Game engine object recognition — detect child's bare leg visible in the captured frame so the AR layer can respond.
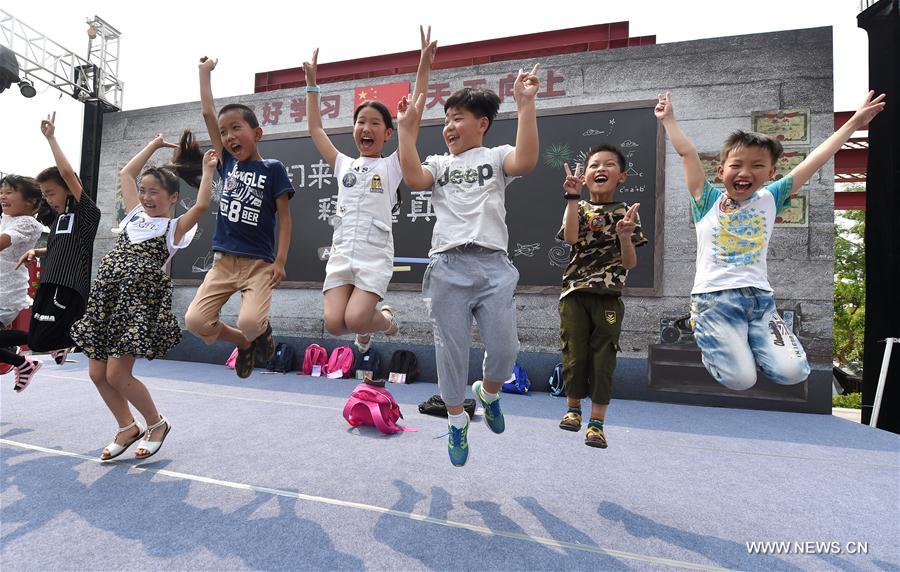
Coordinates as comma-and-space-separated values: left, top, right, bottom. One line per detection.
89, 358, 141, 452
106, 355, 165, 449
590, 402, 609, 420
344, 289, 391, 334
324, 285, 353, 335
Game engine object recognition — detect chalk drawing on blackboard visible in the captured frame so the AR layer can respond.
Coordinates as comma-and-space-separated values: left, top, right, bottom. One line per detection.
621, 139, 639, 148
582, 129, 604, 136
407, 191, 435, 222
180, 197, 195, 210
192, 251, 214, 274
514, 242, 542, 257
317, 246, 332, 261
543, 143, 575, 169
548, 241, 572, 267
625, 162, 643, 177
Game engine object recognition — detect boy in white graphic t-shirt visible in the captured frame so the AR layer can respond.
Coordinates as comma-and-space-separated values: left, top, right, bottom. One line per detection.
397, 64, 540, 467
655, 91, 885, 390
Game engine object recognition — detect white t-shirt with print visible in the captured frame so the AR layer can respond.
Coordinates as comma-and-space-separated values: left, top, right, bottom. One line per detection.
0, 214, 46, 321
422, 145, 517, 256
119, 205, 197, 266
690, 176, 795, 294
334, 151, 401, 228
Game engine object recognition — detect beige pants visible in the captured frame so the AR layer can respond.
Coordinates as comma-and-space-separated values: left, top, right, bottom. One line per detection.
185, 253, 273, 345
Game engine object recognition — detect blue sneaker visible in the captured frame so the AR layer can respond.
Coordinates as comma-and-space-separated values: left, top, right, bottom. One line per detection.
447, 416, 470, 467
472, 380, 505, 434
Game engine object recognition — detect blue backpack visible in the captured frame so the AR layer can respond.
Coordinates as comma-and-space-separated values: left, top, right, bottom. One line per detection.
549, 363, 566, 397
502, 362, 531, 395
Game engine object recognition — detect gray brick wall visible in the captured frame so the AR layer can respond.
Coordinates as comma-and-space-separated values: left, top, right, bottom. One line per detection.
96, 27, 834, 366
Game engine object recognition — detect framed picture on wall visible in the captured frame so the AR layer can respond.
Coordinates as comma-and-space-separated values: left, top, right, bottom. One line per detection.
751, 108, 811, 146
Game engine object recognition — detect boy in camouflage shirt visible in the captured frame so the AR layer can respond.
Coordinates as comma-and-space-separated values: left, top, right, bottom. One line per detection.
557, 144, 646, 448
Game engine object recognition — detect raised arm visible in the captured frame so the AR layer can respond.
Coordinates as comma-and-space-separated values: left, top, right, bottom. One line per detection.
120, 134, 180, 213
40, 112, 84, 202
655, 93, 705, 200
199, 57, 224, 157
503, 64, 540, 177
396, 93, 435, 191
174, 149, 217, 245
303, 49, 339, 169
562, 163, 583, 244
615, 203, 641, 270
409, 25, 438, 139
787, 91, 886, 195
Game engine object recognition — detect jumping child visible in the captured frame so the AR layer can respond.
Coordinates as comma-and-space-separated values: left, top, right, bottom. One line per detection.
70, 133, 212, 460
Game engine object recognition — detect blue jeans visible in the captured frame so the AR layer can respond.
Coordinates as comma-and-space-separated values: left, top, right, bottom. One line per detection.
690, 287, 810, 390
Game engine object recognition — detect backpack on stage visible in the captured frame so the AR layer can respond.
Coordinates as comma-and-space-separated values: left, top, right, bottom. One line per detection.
300, 344, 329, 376
549, 362, 566, 397
418, 394, 477, 419
266, 343, 296, 373
502, 362, 531, 395
324, 345, 356, 379
343, 383, 414, 434
356, 350, 382, 381
388, 350, 420, 383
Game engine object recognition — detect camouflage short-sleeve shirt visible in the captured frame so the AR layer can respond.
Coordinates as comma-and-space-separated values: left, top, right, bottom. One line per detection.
558, 201, 647, 299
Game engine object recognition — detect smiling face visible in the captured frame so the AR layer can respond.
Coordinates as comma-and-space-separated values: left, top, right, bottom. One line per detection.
0, 182, 36, 217
353, 106, 393, 158
218, 109, 263, 162
138, 173, 178, 217
443, 106, 488, 155
583, 150, 626, 200
717, 145, 777, 202
39, 180, 70, 214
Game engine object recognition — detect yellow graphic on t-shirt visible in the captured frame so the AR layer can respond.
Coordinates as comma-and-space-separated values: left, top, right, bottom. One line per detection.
712, 209, 766, 266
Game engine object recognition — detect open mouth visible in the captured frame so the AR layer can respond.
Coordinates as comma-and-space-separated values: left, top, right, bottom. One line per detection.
359, 136, 375, 151
594, 174, 609, 184
230, 143, 243, 157
733, 180, 753, 192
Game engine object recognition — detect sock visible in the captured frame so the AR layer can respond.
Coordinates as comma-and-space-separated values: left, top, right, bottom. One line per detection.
480, 387, 499, 403
588, 418, 605, 430
448, 411, 469, 429
567, 406, 582, 416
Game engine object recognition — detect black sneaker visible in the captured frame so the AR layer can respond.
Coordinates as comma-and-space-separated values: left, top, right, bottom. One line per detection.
235, 342, 256, 379
254, 323, 275, 365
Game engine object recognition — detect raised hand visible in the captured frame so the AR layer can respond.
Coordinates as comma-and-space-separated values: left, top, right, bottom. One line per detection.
198, 56, 218, 73
563, 163, 584, 195
397, 93, 425, 130
514, 63, 541, 103
151, 133, 180, 149
851, 90, 886, 127
15, 249, 37, 270
654, 92, 673, 121
420, 25, 437, 67
616, 203, 641, 238
202, 149, 219, 172
40, 112, 56, 139
303, 48, 318, 86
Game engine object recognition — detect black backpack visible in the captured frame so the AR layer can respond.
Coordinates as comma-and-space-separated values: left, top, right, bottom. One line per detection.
418, 394, 476, 419
356, 350, 382, 380
388, 350, 420, 382
549, 362, 566, 397
266, 343, 296, 373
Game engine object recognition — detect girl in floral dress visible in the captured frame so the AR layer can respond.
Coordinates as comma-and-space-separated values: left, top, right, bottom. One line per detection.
70, 133, 214, 461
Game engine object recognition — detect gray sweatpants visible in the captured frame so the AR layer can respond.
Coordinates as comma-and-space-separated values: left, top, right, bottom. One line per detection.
422, 246, 520, 407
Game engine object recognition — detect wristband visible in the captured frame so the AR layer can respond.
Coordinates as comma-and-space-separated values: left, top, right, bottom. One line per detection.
565, 194, 581, 201
305, 85, 320, 93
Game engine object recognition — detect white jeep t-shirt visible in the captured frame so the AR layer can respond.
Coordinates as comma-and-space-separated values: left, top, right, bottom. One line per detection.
422, 145, 517, 256
690, 176, 795, 294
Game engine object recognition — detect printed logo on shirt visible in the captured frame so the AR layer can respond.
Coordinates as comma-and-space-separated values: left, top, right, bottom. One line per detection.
219, 164, 265, 227
342, 172, 358, 188
54, 213, 75, 235
605, 310, 617, 324
712, 208, 766, 267
435, 163, 494, 189
370, 174, 384, 193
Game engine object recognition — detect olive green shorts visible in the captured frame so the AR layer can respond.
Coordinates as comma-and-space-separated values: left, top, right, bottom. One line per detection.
559, 291, 623, 404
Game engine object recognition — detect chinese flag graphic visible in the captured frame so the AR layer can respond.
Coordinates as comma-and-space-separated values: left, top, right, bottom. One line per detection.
354, 82, 410, 117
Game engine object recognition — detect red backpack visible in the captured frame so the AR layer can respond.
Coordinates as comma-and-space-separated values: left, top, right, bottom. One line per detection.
299, 344, 329, 376
342, 383, 415, 434
323, 345, 356, 378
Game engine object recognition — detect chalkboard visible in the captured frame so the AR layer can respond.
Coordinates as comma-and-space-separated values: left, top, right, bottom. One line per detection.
171, 101, 664, 295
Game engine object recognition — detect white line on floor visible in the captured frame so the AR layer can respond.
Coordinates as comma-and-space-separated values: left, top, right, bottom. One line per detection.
0, 438, 725, 571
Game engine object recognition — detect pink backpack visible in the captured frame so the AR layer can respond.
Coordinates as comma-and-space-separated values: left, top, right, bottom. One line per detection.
323, 345, 355, 378
300, 344, 329, 376
342, 383, 415, 434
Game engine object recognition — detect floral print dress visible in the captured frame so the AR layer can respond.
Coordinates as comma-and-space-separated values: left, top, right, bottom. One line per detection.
71, 217, 184, 361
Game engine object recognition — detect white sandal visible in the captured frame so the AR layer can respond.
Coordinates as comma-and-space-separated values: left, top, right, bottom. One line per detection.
381, 306, 400, 336
100, 420, 144, 461
134, 416, 172, 460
